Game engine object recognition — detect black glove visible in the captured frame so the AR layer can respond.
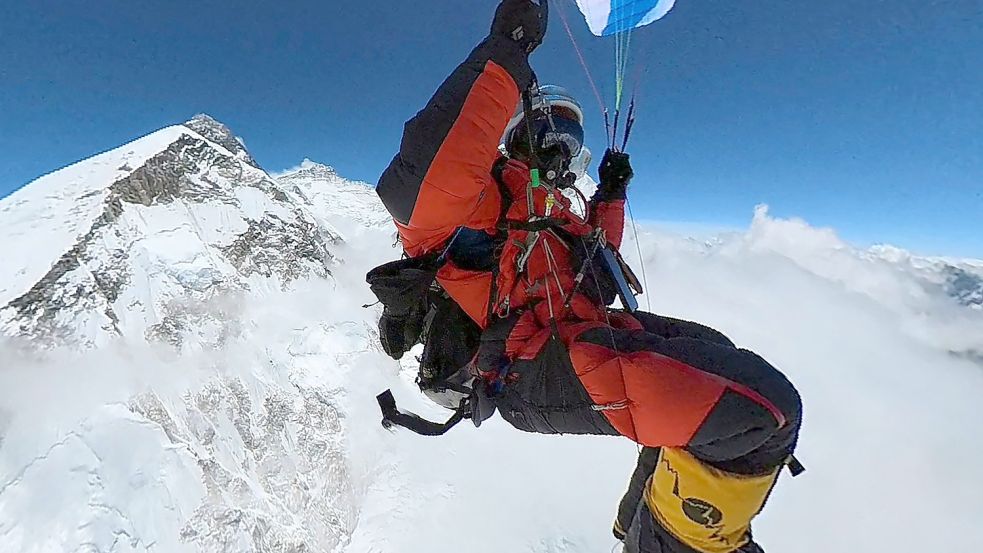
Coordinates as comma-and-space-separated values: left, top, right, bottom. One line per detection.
491, 0, 548, 53
596, 149, 633, 201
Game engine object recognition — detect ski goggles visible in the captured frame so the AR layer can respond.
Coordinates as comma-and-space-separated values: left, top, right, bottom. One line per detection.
527, 111, 584, 158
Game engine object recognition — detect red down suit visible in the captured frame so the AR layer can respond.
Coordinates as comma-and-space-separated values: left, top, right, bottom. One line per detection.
376, 32, 801, 553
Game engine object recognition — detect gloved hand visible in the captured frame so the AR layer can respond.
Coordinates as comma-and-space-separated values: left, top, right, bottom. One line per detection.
491, 0, 547, 53
596, 149, 633, 200
378, 305, 425, 360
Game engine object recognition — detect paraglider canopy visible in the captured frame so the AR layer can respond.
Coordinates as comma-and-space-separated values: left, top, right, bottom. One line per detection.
575, 0, 676, 36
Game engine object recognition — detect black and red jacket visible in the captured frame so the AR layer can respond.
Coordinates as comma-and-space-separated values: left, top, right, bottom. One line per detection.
377, 30, 800, 478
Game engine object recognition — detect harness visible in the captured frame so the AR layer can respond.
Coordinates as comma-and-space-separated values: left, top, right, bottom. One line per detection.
371, 83, 641, 437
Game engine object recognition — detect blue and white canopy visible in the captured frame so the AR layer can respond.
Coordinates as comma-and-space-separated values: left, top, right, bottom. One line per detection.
574, 0, 677, 36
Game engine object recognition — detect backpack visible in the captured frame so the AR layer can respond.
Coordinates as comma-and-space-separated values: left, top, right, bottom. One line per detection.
366, 254, 441, 360
366, 254, 482, 393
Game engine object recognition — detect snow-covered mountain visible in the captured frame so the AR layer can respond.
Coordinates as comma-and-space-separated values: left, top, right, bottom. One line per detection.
2, 117, 982, 553
0, 116, 391, 552
867, 244, 983, 309
0, 115, 341, 349
274, 159, 393, 240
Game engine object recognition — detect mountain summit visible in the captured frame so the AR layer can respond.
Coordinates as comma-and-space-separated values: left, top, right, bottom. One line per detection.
0, 118, 341, 348
184, 114, 258, 168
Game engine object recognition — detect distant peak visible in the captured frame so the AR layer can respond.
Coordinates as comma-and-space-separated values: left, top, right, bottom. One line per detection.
275, 159, 337, 180
183, 113, 257, 167
187, 112, 221, 126
185, 113, 230, 136
299, 159, 335, 173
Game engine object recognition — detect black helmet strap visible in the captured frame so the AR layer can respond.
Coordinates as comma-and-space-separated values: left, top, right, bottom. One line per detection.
521, 83, 543, 176
518, 79, 579, 189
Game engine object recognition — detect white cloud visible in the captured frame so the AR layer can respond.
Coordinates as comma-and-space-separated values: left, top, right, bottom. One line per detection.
619, 205, 983, 552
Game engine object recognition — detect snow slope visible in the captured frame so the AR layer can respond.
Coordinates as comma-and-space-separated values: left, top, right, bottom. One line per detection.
274, 159, 393, 241
2, 119, 982, 553
0, 125, 190, 307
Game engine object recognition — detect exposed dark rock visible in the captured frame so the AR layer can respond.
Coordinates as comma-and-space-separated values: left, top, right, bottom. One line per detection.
942, 265, 983, 308
111, 135, 198, 206
185, 114, 259, 168
222, 213, 336, 280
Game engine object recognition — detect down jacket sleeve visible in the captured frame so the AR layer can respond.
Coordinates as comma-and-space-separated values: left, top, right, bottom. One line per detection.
377, 35, 533, 257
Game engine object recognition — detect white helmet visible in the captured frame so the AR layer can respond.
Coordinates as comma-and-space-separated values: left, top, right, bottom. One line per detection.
502, 84, 586, 157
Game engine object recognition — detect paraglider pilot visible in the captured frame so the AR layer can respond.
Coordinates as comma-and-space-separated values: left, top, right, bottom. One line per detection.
368, 1, 803, 552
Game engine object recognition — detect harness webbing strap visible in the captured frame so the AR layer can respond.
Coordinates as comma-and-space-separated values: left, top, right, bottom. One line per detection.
377, 389, 470, 436
502, 217, 567, 232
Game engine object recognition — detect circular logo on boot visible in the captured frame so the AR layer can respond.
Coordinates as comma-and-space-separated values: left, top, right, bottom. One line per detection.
682, 498, 723, 528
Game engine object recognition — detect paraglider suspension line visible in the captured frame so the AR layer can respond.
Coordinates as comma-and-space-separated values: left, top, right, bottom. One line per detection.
625, 197, 651, 312
611, 107, 621, 151
621, 94, 637, 151
613, 4, 635, 112
555, 0, 608, 126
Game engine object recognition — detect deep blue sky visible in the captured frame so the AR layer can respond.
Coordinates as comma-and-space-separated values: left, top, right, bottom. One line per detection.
1, 1, 981, 256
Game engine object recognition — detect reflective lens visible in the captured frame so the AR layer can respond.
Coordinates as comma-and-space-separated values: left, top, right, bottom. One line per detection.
532, 116, 584, 157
